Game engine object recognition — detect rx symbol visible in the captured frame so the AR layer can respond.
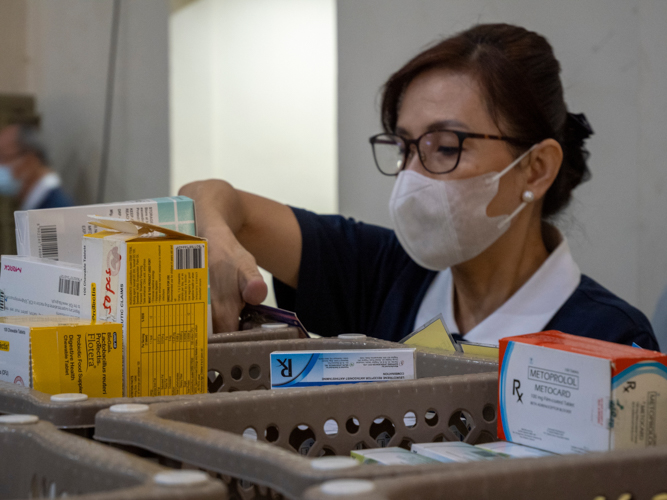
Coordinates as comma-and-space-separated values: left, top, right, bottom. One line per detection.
277, 358, 292, 378
624, 381, 636, 393
512, 379, 523, 403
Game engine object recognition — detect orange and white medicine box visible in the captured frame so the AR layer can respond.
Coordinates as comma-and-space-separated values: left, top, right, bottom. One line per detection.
499, 331, 667, 454
82, 217, 208, 397
0, 315, 123, 397
0, 255, 82, 318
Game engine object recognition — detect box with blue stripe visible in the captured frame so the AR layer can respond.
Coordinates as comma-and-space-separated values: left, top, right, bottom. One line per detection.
270, 349, 416, 389
498, 331, 667, 454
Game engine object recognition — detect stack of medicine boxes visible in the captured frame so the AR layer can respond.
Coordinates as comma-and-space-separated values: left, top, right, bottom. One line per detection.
0, 197, 208, 397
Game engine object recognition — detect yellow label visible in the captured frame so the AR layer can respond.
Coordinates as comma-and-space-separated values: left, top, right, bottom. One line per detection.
91, 282, 97, 321
460, 343, 499, 360
404, 317, 458, 352
31, 322, 124, 397
124, 238, 208, 396
0, 340, 8, 352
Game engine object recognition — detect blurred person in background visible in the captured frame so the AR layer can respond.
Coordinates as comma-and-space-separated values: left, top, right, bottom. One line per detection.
0, 119, 73, 211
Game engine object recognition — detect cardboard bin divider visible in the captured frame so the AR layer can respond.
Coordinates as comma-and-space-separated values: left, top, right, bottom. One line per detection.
0, 417, 226, 500
0, 337, 496, 431
0, 381, 202, 431
94, 372, 498, 500
303, 445, 667, 500
205, 337, 498, 393
208, 326, 302, 344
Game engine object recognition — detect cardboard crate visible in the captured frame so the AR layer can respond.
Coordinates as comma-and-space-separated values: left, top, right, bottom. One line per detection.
0, 414, 226, 499
208, 324, 303, 344
205, 336, 497, 393
93, 371, 498, 500
302, 446, 667, 500
0, 380, 203, 436
0, 336, 496, 433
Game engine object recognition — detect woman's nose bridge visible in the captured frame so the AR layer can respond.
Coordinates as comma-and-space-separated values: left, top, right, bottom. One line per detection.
404, 140, 423, 172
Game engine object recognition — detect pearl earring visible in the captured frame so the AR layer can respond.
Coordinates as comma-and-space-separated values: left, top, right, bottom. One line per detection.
522, 190, 535, 203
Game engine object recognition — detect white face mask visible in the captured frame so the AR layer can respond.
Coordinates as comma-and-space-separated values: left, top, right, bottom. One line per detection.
0, 165, 21, 197
389, 145, 536, 270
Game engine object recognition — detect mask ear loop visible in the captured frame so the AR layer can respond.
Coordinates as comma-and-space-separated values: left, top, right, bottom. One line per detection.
498, 199, 528, 229
488, 144, 538, 230
487, 144, 538, 184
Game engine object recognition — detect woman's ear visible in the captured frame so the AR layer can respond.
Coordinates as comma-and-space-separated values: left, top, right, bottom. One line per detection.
524, 138, 563, 201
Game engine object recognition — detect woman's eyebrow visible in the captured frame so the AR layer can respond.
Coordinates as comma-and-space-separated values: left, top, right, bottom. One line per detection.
395, 119, 470, 137
425, 119, 469, 132
394, 126, 410, 137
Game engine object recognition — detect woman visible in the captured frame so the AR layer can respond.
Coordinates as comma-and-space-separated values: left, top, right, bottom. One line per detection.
180, 23, 658, 349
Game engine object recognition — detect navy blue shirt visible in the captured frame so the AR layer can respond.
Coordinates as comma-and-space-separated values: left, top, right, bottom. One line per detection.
38, 186, 73, 209
274, 208, 659, 351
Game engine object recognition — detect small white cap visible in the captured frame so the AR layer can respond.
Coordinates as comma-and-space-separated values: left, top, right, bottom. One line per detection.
153, 470, 209, 486
109, 403, 150, 414
51, 393, 88, 403
310, 456, 359, 471
0, 414, 39, 425
261, 323, 288, 330
320, 479, 375, 495
337, 333, 366, 339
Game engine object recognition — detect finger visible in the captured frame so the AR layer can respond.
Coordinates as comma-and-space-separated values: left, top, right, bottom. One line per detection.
209, 267, 245, 333
242, 277, 268, 305
212, 297, 244, 333
238, 264, 268, 305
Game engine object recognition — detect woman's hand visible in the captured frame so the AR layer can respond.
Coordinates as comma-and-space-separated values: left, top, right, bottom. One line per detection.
179, 179, 301, 333
204, 223, 267, 332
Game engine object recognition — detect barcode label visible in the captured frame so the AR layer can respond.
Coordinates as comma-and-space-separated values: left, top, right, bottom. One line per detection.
174, 244, 205, 270
38, 224, 59, 260
0, 290, 5, 311
58, 276, 81, 296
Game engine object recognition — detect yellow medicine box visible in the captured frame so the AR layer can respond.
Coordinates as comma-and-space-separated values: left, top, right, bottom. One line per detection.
0, 315, 123, 397
82, 217, 208, 397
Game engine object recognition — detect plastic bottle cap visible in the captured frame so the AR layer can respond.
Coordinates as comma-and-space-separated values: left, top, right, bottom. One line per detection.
310, 456, 359, 471
0, 414, 39, 425
337, 333, 366, 339
153, 470, 209, 486
320, 479, 375, 495
261, 323, 288, 330
109, 404, 150, 414
50, 393, 89, 403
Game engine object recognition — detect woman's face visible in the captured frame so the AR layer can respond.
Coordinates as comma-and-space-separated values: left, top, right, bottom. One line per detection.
396, 68, 527, 217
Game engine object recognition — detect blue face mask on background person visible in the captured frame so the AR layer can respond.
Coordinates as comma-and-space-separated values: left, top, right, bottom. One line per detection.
0, 164, 21, 196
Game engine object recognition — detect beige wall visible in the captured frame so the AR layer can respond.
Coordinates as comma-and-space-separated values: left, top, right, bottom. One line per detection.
169, 0, 337, 213
170, 0, 337, 306
18, 0, 171, 205
0, 0, 28, 93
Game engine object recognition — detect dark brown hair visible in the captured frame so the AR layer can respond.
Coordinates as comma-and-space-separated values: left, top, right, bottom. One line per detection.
381, 23, 591, 218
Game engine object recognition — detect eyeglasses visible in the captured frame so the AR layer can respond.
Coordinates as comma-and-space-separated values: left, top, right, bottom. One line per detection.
369, 129, 529, 176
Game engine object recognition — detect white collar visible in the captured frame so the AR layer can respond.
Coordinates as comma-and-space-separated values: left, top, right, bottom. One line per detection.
414, 234, 581, 346
20, 172, 61, 210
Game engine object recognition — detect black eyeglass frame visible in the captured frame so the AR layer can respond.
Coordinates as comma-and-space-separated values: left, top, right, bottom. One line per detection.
369, 129, 531, 176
